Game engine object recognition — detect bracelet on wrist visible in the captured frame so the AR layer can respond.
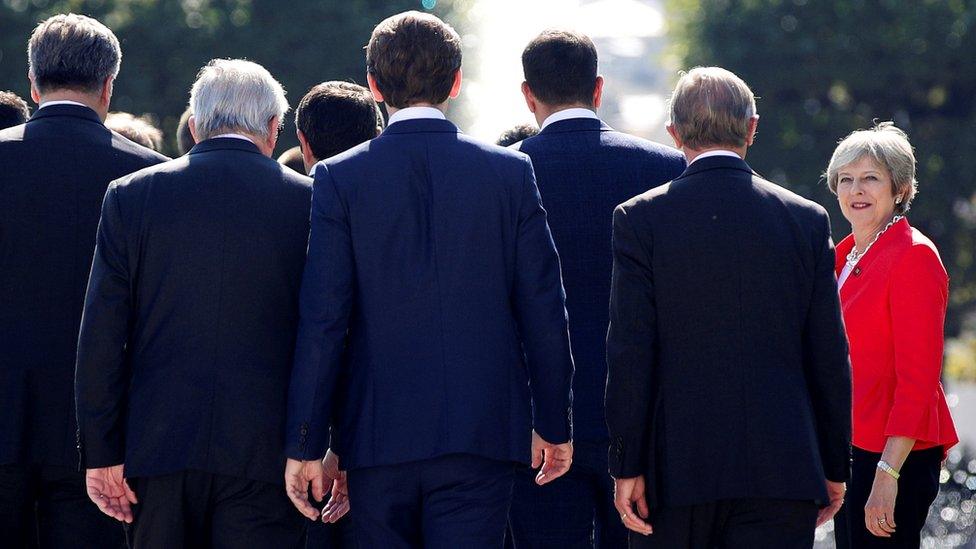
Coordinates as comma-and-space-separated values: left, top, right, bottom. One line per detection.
877, 459, 900, 480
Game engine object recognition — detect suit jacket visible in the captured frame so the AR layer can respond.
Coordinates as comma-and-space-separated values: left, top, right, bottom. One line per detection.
285, 118, 574, 470
516, 117, 685, 444
0, 104, 167, 468
75, 137, 312, 485
834, 219, 957, 456
605, 155, 852, 509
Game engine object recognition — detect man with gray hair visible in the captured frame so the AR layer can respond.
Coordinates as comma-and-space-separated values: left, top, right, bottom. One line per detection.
605, 66, 851, 548
75, 59, 322, 547
0, 14, 166, 548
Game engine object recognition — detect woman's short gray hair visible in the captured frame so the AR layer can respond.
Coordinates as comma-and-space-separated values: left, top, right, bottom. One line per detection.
826, 121, 917, 214
189, 59, 289, 141
28, 14, 121, 93
668, 66, 757, 150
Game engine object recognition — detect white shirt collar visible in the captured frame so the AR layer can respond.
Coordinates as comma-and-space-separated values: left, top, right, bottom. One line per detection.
211, 133, 255, 144
540, 108, 599, 130
688, 149, 741, 165
387, 106, 446, 126
38, 100, 89, 109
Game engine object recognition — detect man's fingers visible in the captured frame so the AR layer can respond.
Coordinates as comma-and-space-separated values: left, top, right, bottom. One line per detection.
635, 494, 650, 519
285, 477, 320, 521
622, 511, 653, 535
531, 446, 543, 469
123, 478, 138, 504
311, 474, 326, 503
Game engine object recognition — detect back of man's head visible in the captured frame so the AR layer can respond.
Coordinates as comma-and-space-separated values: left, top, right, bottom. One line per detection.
106, 112, 163, 151
296, 81, 383, 162
176, 107, 195, 154
277, 146, 306, 174
28, 13, 121, 94
189, 59, 288, 142
522, 29, 598, 107
0, 91, 30, 129
366, 11, 462, 109
668, 67, 757, 150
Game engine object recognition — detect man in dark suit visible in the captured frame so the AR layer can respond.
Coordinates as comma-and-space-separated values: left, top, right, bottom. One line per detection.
75, 59, 315, 548
0, 14, 167, 548
284, 11, 575, 548
605, 67, 851, 548
508, 30, 685, 549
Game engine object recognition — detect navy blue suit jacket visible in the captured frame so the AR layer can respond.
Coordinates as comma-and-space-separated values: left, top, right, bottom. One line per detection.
605, 155, 851, 508
286, 118, 574, 470
0, 105, 167, 468
75, 138, 312, 484
516, 118, 685, 444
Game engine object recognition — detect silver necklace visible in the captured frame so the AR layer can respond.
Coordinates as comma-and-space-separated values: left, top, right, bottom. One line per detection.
846, 215, 903, 266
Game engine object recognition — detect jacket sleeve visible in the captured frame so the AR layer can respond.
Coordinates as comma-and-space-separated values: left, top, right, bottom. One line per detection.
75, 181, 133, 468
512, 158, 575, 444
605, 205, 656, 479
285, 166, 355, 460
884, 244, 949, 443
802, 210, 852, 482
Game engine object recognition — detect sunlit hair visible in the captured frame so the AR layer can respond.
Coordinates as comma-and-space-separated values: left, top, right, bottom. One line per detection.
189, 59, 288, 141
28, 13, 121, 94
826, 121, 917, 215
106, 112, 163, 151
668, 66, 756, 149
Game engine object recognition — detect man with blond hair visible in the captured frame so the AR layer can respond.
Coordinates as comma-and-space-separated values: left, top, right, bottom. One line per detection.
0, 14, 166, 548
605, 67, 851, 548
76, 59, 317, 547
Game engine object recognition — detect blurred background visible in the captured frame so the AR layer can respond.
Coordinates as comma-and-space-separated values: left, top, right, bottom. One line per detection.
1, 0, 974, 546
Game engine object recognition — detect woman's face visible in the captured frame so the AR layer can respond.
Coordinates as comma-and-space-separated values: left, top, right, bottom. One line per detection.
836, 155, 899, 232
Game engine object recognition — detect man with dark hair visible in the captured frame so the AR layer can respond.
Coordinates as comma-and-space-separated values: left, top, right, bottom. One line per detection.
176, 106, 194, 154
0, 90, 30, 129
284, 11, 575, 547
509, 29, 686, 548
496, 122, 538, 147
295, 80, 383, 174
0, 13, 167, 549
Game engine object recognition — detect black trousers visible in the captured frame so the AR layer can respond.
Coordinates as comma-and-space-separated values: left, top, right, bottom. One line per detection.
834, 446, 942, 548
0, 463, 126, 549
346, 453, 516, 549
129, 469, 305, 549
629, 497, 818, 549
508, 440, 627, 548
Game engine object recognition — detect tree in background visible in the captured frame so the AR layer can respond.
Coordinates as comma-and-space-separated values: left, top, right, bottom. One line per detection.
667, 0, 976, 337
0, 0, 471, 156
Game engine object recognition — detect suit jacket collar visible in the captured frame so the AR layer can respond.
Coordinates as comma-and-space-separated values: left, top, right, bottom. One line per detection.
380, 118, 460, 136
675, 154, 754, 180
537, 117, 613, 135
188, 136, 264, 156
28, 103, 102, 125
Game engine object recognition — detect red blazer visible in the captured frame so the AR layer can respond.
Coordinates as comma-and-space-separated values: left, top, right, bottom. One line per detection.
835, 218, 958, 456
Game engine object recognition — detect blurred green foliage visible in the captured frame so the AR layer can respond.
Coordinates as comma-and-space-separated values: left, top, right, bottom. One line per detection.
667, 0, 976, 337
0, 0, 469, 156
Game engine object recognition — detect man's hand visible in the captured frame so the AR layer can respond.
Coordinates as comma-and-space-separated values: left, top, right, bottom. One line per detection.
285, 457, 325, 521
320, 449, 349, 523
86, 464, 137, 523
817, 479, 846, 527
531, 430, 573, 485
613, 475, 653, 536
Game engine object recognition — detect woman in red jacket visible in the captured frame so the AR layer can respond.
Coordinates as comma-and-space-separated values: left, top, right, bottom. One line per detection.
828, 122, 958, 548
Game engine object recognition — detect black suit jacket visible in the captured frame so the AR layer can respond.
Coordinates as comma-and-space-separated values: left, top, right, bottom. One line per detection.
516, 118, 685, 444
605, 155, 851, 508
0, 105, 167, 468
75, 137, 312, 484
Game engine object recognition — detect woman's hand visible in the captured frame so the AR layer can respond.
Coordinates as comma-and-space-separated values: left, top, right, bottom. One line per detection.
864, 471, 898, 537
